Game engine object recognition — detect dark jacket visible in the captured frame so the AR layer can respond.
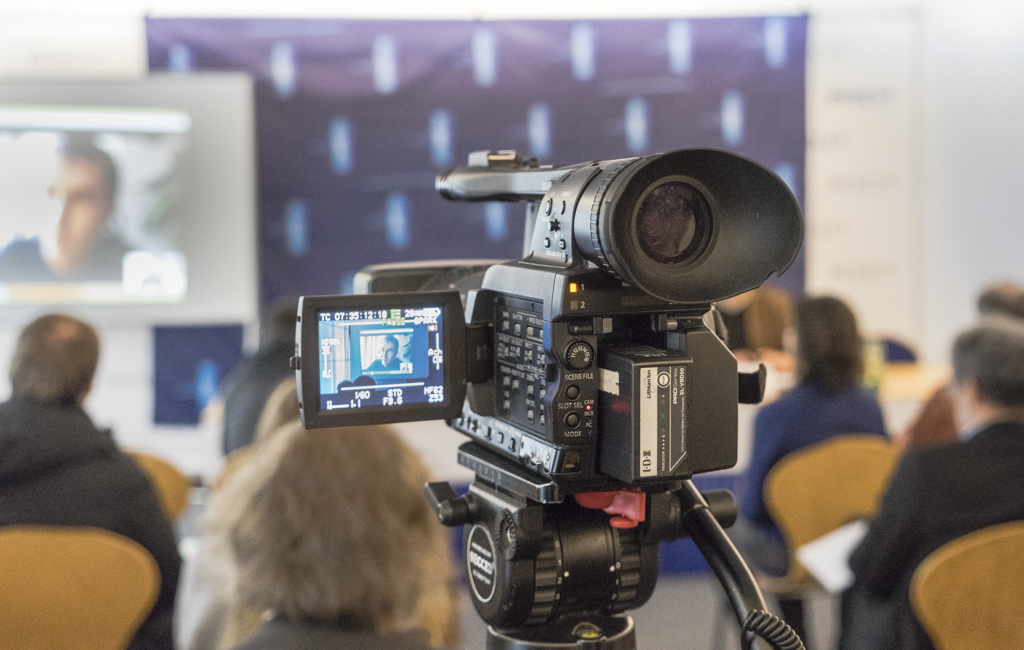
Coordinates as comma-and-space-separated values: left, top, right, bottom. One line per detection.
233, 620, 433, 650
221, 337, 294, 454
0, 398, 181, 650
842, 421, 1024, 650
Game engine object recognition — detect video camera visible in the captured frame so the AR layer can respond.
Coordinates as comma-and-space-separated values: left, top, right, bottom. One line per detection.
293, 148, 804, 650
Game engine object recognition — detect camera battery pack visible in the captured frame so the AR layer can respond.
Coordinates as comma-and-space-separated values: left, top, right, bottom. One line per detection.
597, 347, 694, 484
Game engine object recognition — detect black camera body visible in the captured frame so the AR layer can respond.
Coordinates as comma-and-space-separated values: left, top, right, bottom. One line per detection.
294, 147, 804, 646
297, 148, 801, 494
445, 264, 739, 492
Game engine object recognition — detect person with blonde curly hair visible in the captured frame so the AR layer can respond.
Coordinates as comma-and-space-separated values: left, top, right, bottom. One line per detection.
207, 422, 460, 650
176, 378, 303, 650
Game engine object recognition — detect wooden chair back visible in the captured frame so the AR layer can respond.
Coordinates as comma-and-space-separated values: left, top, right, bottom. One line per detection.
128, 451, 192, 521
764, 434, 901, 584
0, 526, 160, 649
911, 520, 1024, 650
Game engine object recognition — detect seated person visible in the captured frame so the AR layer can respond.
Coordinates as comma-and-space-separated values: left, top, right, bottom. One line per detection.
0, 314, 179, 650
900, 282, 1024, 449
840, 317, 1024, 650
730, 296, 887, 641
205, 422, 459, 650
732, 296, 887, 577
175, 377, 302, 650
715, 286, 795, 372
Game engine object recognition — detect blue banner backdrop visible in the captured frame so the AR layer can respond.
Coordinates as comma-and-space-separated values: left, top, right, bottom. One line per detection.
146, 17, 806, 305
153, 324, 244, 425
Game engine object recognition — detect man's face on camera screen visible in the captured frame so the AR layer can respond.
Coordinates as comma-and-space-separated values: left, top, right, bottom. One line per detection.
382, 338, 398, 366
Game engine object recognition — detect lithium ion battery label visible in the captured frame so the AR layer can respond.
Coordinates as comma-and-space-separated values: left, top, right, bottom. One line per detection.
639, 364, 687, 477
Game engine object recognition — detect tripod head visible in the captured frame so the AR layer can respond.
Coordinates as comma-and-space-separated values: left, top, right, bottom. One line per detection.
427, 443, 805, 650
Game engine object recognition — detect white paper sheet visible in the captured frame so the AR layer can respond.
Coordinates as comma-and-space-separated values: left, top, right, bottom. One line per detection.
796, 519, 869, 593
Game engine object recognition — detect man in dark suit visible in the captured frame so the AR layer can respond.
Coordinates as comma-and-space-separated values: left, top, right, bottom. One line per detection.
840, 317, 1024, 650
0, 314, 180, 650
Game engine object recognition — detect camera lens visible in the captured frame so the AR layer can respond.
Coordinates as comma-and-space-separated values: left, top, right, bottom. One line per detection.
570, 149, 802, 304
635, 181, 709, 265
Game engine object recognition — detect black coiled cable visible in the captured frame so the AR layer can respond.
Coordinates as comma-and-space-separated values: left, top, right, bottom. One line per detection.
742, 609, 805, 650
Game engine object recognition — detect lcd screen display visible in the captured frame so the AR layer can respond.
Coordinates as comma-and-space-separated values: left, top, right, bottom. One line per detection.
316, 305, 446, 412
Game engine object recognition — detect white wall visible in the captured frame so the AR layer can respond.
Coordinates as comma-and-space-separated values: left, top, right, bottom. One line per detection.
804, 10, 922, 348
3, 0, 1024, 477
806, 1, 1024, 364
921, 2, 1024, 363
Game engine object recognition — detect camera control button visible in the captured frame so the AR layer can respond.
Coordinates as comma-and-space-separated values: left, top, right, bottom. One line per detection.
565, 413, 582, 429
568, 322, 594, 335
565, 341, 594, 370
560, 200, 566, 214
566, 385, 580, 400
558, 239, 567, 250
545, 198, 553, 215
544, 237, 551, 248
548, 219, 560, 232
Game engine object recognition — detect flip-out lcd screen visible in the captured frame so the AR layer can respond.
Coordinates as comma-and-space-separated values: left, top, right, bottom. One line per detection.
317, 306, 445, 411
296, 291, 466, 428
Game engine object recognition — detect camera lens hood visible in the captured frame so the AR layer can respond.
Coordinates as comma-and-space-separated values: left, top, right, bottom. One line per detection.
575, 149, 803, 305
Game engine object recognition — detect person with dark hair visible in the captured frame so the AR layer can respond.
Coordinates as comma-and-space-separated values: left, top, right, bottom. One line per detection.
733, 296, 887, 574
0, 314, 180, 650
840, 316, 1024, 650
0, 138, 130, 281
206, 422, 460, 650
729, 297, 887, 639
220, 296, 300, 455
900, 281, 1024, 449
976, 282, 1024, 320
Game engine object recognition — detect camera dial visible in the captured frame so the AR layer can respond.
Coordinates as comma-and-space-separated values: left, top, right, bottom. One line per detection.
565, 341, 594, 370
